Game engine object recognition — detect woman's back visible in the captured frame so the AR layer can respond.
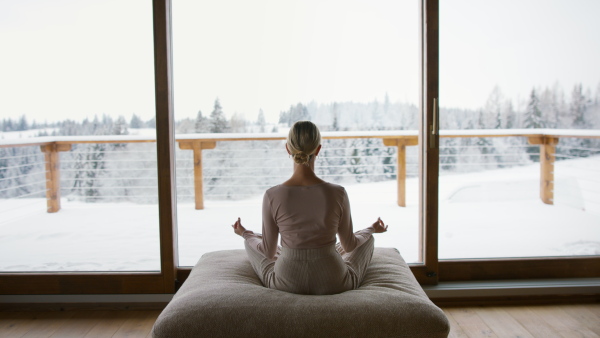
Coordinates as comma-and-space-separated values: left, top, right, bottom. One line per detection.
265, 182, 345, 250
263, 182, 369, 257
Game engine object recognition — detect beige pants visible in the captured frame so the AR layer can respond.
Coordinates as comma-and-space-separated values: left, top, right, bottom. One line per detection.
244, 236, 375, 295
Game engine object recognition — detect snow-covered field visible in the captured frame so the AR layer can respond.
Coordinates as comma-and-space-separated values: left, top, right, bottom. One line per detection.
0, 158, 598, 272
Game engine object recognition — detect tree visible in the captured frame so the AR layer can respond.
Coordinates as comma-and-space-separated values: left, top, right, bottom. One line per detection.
17, 115, 28, 131
570, 84, 588, 129
230, 113, 246, 133
130, 114, 144, 128
524, 89, 545, 129
195, 110, 209, 133
113, 116, 129, 136
70, 143, 107, 202
331, 103, 340, 131
278, 110, 289, 126
504, 101, 516, 129
279, 103, 310, 127
290, 103, 310, 125
484, 86, 503, 129
146, 117, 156, 128
257, 109, 266, 132
209, 98, 228, 133
539, 86, 564, 128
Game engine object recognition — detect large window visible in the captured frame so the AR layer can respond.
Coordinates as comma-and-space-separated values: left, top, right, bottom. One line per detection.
438, 0, 600, 260
171, 0, 423, 266
0, 0, 160, 272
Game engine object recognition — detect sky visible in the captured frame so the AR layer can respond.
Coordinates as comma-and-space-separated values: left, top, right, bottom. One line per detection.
0, 0, 599, 124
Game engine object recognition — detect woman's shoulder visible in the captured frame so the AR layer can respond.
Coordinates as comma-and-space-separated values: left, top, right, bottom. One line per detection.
321, 182, 345, 192
313, 182, 348, 198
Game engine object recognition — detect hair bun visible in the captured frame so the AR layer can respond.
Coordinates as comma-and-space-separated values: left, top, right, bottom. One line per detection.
293, 153, 310, 165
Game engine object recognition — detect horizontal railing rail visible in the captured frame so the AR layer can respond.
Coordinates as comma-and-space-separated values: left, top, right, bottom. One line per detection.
1, 129, 599, 212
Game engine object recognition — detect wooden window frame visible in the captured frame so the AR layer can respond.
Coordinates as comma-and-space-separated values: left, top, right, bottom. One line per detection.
0, 0, 598, 295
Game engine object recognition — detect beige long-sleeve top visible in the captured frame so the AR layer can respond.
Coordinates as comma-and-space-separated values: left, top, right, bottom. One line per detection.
243, 182, 375, 259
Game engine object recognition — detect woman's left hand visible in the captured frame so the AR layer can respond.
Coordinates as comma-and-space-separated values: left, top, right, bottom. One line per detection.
371, 217, 388, 233
231, 217, 247, 236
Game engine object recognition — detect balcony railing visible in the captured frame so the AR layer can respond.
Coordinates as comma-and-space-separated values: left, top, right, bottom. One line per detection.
1, 129, 599, 213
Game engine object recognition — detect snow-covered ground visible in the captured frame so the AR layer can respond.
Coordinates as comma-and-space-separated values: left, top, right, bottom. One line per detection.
0, 158, 598, 272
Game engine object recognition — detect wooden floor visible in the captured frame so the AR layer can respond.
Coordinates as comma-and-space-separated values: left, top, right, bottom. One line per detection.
0, 304, 598, 337
444, 304, 600, 338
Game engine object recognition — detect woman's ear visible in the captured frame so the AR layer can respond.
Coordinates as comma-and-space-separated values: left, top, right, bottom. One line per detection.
285, 144, 291, 155
315, 144, 322, 156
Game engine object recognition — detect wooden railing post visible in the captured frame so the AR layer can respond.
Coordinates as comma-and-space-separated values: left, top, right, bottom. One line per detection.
383, 136, 418, 207
528, 136, 559, 205
178, 140, 217, 210
40, 143, 71, 213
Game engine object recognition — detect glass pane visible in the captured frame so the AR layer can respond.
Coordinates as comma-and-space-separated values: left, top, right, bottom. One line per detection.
439, 0, 600, 259
172, 0, 422, 265
0, 1, 160, 271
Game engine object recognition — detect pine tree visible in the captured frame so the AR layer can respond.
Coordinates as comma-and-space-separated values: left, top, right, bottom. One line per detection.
330, 102, 340, 131
17, 115, 28, 131
130, 114, 144, 128
230, 113, 246, 133
504, 101, 516, 129
524, 89, 545, 128
112, 116, 129, 150
146, 117, 156, 128
570, 84, 587, 128
209, 98, 228, 133
285, 103, 310, 126
195, 110, 208, 133
257, 109, 266, 132
113, 116, 129, 135
278, 110, 290, 126
484, 86, 503, 129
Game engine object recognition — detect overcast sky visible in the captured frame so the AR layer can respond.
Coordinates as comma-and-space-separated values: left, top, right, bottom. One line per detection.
0, 0, 599, 124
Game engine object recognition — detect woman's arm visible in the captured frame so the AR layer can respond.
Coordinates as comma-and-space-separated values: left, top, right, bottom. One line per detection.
239, 192, 279, 259
337, 189, 373, 253
337, 189, 387, 252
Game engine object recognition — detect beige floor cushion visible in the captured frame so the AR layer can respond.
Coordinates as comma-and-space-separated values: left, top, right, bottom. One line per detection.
152, 248, 449, 338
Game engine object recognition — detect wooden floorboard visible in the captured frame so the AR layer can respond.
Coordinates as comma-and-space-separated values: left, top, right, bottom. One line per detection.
475, 307, 535, 338
531, 305, 600, 338
0, 305, 598, 337
111, 311, 158, 338
20, 311, 77, 338
560, 304, 600, 334
445, 307, 498, 337
443, 309, 468, 338
502, 306, 563, 338
84, 311, 132, 338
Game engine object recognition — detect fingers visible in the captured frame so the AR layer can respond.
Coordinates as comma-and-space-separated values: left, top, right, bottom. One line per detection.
231, 217, 242, 230
376, 217, 388, 233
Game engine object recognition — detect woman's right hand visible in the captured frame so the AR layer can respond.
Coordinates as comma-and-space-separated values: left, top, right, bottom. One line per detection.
371, 217, 388, 233
231, 217, 247, 237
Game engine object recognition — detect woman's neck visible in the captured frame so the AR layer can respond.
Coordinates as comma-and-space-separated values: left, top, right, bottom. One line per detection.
283, 160, 325, 186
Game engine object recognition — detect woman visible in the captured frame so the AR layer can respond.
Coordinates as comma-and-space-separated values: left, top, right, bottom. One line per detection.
232, 121, 388, 295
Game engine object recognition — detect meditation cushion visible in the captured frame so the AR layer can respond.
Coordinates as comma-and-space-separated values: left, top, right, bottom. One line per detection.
152, 248, 449, 338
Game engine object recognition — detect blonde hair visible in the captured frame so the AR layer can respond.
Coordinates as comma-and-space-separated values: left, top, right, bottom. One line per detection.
287, 121, 321, 166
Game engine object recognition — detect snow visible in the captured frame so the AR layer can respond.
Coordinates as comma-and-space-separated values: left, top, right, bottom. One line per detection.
0, 156, 598, 272
0, 128, 57, 140
438, 158, 600, 259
